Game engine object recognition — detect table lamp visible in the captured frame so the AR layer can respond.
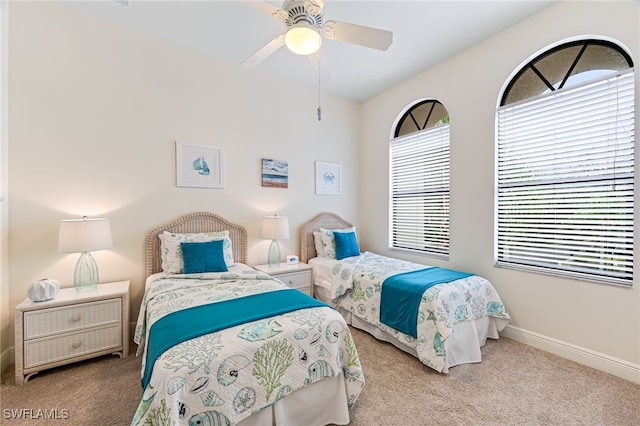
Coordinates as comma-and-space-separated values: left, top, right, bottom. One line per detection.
58, 216, 113, 291
260, 215, 289, 268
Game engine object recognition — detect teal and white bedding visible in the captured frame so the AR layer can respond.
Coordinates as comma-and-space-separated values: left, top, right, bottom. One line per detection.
132, 264, 364, 425
312, 251, 510, 373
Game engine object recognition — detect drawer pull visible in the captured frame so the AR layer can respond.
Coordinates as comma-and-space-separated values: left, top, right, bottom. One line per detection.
288, 280, 294, 284
72, 341, 81, 348
71, 315, 81, 322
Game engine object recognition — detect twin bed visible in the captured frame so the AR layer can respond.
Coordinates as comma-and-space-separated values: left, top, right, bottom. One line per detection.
132, 212, 364, 426
132, 211, 510, 425
300, 212, 510, 374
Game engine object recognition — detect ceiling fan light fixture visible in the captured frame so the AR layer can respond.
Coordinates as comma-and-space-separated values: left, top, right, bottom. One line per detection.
285, 24, 321, 55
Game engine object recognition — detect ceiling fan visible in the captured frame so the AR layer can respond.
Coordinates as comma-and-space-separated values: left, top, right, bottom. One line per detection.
240, 0, 393, 76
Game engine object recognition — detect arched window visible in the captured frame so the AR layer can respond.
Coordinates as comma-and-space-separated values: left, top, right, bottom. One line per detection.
390, 100, 450, 257
496, 38, 634, 285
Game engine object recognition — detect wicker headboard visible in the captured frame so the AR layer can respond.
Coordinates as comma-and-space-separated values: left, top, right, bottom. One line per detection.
145, 211, 248, 276
299, 212, 354, 263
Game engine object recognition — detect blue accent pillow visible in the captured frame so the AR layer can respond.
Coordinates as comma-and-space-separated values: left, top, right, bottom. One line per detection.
333, 231, 360, 260
180, 240, 228, 274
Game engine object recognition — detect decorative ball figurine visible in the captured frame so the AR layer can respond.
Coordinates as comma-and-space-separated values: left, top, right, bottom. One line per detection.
27, 278, 59, 302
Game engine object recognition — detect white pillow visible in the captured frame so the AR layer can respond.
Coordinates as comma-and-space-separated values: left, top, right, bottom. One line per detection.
319, 227, 356, 259
313, 231, 325, 257
159, 230, 234, 273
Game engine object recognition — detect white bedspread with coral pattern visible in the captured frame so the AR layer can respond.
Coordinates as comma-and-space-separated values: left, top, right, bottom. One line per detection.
132, 264, 364, 425
324, 251, 509, 372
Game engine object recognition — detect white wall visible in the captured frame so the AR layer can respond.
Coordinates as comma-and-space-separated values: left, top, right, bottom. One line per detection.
0, 1, 10, 369
1, 0, 360, 361
359, 0, 639, 381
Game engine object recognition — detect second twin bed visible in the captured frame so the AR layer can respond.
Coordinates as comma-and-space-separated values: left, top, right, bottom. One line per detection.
299, 212, 510, 374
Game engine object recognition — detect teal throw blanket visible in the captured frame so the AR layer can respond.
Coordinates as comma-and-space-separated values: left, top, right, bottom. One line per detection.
142, 289, 328, 389
380, 267, 473, 338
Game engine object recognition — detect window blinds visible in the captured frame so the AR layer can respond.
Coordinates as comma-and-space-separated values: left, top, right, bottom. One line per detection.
390, 125, 450, 256
496, 70, 634, 285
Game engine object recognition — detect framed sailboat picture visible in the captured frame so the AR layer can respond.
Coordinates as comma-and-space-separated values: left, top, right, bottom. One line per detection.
176, 141, 224, 189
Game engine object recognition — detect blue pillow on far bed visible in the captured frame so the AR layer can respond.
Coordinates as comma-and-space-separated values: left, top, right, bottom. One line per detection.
334, 231, 360, 260
180, 240, 228, 273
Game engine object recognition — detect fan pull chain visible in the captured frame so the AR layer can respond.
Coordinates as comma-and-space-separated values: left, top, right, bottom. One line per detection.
317, 51, 322, 121
317, 82, 321, 120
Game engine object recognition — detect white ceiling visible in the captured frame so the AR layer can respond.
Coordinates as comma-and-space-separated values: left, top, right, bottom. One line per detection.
59, 0, 556, 102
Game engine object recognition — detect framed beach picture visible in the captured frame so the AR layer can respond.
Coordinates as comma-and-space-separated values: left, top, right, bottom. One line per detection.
315, 161, 342, 195
176, 141, 224, 188
262, 158, 288, 188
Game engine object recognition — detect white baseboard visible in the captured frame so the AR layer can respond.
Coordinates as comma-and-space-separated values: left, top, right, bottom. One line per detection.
1, 345, 14, 374
501, 325, 640, 385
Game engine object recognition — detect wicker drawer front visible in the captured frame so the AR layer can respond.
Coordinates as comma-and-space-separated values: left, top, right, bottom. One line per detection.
278, 271, 311, 290
24, 324, 122, 369
24, 299, 121, 340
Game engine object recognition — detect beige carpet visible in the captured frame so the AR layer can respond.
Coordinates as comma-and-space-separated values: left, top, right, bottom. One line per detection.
2, 327, 639, 425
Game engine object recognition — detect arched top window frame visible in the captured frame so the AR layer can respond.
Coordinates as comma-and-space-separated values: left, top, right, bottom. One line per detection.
500, 38, 633, 107
393, 99, 449, 138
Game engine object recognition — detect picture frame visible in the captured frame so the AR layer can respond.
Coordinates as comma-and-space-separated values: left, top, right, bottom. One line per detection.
176, 141, 224, 189
261, 158, 289, 188
315, 161, 342, 195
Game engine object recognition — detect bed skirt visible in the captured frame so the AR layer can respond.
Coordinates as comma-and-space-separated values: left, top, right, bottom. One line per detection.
237, 372, 350, 426
315, 286, 509, 372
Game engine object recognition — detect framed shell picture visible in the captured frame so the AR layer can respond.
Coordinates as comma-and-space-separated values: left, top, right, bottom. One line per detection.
315, 161, 342, 195
176, 141, 224, 189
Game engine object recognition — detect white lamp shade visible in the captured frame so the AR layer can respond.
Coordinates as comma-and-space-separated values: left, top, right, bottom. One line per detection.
260, 216, 290, 240
58, 218, 113, 253
285, 24, 322, 55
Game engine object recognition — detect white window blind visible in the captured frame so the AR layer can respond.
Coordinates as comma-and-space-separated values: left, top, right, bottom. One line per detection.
390, 124, 450, 256
496, 70, 634, 285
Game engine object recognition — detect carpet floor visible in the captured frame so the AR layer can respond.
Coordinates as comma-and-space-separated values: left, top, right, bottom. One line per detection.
2, 327, 639, 425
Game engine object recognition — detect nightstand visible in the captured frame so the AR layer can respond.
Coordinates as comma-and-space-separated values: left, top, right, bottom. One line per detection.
254, 263, 313, 296
14, 280, 130, 385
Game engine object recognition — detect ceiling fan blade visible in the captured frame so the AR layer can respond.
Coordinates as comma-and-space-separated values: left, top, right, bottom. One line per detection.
323, 20, 393, 51
241, 35, 286, 69
304, 0, 325, 15
308, 51, 332, 84
237, 0, 287, 20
